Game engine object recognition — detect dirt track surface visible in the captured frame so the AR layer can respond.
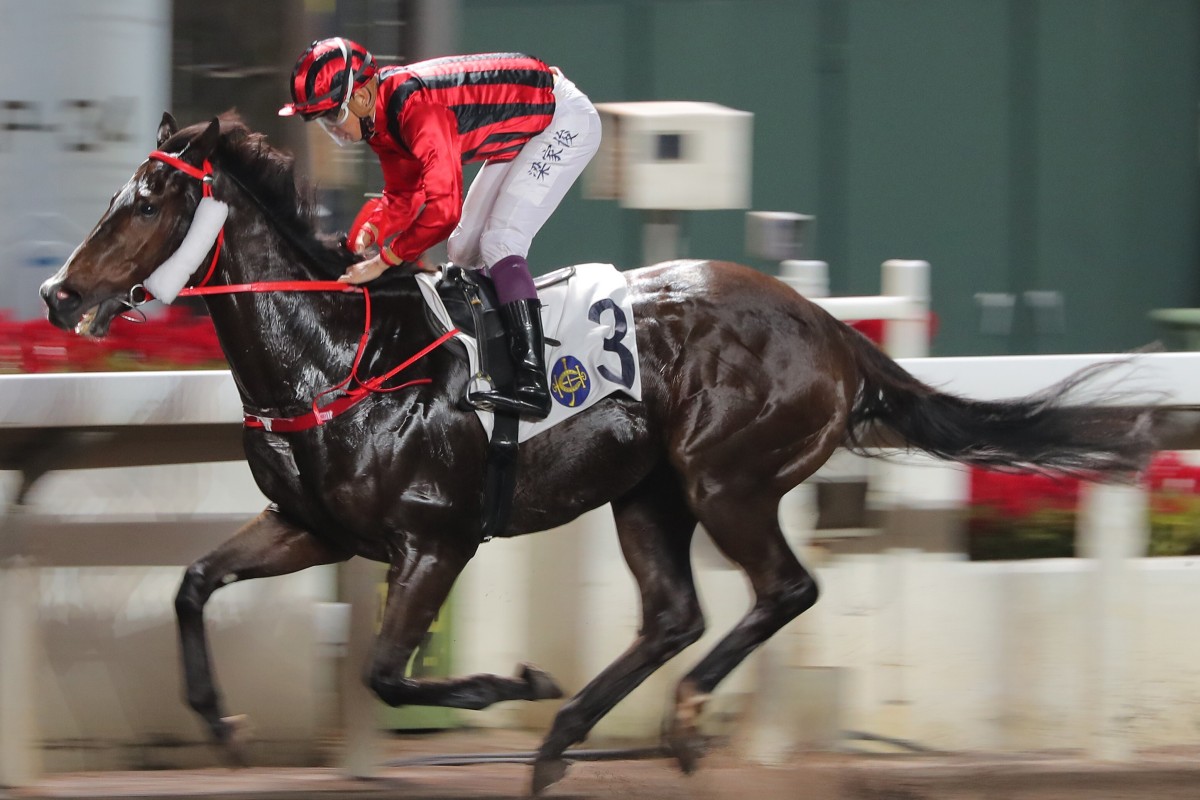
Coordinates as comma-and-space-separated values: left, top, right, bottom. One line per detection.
6, 730, 1200, 800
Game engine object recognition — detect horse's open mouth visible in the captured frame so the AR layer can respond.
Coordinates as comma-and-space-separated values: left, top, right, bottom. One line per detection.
74, 297, 128, 338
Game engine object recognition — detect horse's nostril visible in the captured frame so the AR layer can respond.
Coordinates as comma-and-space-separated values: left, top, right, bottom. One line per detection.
48, 286, 82, 312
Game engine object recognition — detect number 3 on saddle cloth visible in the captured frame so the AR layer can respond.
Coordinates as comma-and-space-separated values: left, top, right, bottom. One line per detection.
417, 263, 643, 539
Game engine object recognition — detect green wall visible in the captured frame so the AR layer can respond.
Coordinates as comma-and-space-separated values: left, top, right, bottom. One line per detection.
460, 0, 1200, 355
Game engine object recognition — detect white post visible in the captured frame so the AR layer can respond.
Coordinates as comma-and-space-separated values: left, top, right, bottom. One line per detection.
1077, 482, 1147, 762
338, 558, 381, 778
880, 259, 930, 358
745, 488, 848, 762
742, 493, 816, 765
779, 260, 830, 298
643, 210, 682, 265
456, 536, 533, 730
874, 260, 931, 743
0, 502, 40, 788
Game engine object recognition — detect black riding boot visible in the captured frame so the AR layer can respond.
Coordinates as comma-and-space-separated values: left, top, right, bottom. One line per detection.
474, 298, 552, 419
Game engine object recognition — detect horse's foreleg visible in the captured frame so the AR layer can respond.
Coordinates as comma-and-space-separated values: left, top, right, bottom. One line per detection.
174, 508, 349, 759
532, 473, 702, 794
367, 540, 563, 710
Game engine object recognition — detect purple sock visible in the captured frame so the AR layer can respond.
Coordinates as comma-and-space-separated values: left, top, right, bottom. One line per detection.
488, 255, 538, 304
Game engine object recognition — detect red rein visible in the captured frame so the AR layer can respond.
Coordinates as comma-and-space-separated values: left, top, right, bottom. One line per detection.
148, 149, 459, 432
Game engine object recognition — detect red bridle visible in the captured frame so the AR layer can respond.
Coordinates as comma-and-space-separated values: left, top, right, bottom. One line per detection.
145, 149, 459, 432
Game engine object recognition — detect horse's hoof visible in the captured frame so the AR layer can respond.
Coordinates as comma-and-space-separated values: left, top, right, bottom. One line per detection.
216, 714, 252, 767
664, 683, 710, 774
530, 756, 569, 795
519, 663, 564, 701
664, 730, 703, 775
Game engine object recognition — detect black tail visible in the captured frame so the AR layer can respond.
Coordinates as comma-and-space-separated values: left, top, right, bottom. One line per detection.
842, 328, 1157, 476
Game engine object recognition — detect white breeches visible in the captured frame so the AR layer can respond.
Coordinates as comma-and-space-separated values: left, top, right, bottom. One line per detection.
446, 70, 601, 269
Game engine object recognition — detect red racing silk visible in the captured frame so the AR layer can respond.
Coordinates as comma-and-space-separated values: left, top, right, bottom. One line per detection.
364, 53, 556, 265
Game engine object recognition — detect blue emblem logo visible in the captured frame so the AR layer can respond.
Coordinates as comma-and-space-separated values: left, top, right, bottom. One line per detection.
550, 355, 591, 407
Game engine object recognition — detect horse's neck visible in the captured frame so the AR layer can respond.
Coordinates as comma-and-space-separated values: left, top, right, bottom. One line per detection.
204, 211, 410, 415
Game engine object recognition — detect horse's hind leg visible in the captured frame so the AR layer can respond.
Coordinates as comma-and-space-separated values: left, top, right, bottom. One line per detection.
175, 508, 350, 760
665, 493, 819, 770
532, 466, 703, 794
366, 537, 563, 711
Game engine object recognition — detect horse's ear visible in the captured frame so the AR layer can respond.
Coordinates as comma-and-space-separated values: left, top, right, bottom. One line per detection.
180, 117, 221, 165
156, 112, 178, 148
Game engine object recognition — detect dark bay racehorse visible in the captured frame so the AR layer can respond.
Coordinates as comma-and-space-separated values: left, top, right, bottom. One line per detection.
41, 114, 1155, 792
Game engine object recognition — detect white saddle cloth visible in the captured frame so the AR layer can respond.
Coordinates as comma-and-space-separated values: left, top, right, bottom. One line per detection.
415, 263, 643, 443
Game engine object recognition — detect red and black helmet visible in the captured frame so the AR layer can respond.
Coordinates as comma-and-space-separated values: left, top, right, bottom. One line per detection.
278, 37, 378, 120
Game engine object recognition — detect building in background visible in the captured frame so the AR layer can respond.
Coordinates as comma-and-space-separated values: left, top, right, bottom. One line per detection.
0, 0, 428, 323
0, 0, 170, 319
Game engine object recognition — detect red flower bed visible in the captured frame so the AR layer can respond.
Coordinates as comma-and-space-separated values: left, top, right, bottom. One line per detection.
0, 307, 227, 373
969, 468, 1080, 518
969, 453, 1200, 559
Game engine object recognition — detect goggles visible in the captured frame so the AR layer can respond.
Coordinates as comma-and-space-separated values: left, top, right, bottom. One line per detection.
310, 39, 357, 146
316, 105, 355, 146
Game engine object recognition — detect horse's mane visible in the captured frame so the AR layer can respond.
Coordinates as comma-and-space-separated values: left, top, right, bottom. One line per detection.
162, 112, 355, 279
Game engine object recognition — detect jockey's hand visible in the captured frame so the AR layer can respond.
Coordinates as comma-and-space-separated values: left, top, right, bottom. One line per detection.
338, 254, 390, 285
349, 222, 378, 255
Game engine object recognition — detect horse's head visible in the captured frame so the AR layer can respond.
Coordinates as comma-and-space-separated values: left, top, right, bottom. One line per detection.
40, 113, 221, 336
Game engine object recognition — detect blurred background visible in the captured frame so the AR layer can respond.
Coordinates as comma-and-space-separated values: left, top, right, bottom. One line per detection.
2, 0, 1200, 793
2, 0, 1197, 356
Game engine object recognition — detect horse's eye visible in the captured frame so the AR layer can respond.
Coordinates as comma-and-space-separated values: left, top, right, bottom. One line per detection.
137, 201, 157, 217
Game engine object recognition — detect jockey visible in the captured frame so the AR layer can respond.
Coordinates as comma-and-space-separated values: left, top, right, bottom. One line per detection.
279, 37, 601, 420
